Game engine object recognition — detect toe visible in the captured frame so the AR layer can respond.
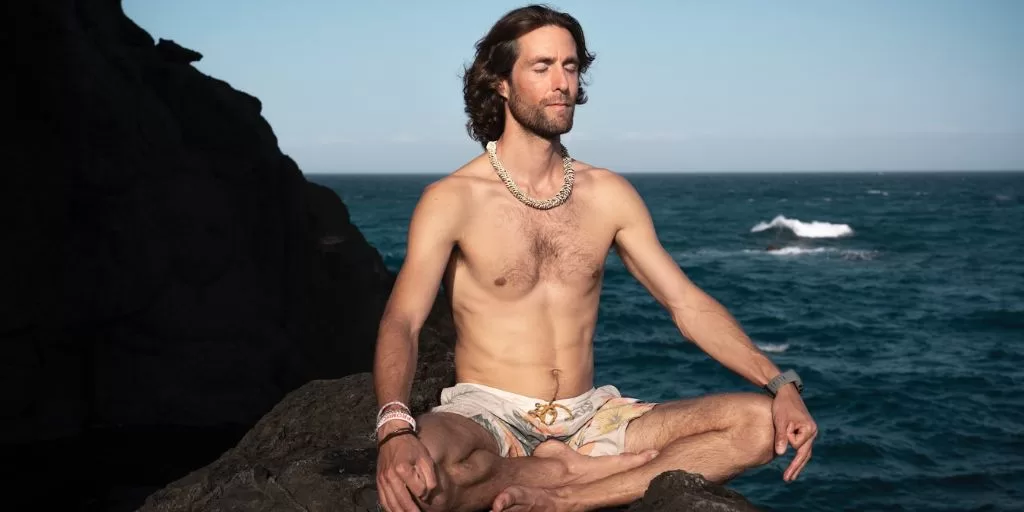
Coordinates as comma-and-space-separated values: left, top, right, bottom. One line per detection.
491, 488, 516, 511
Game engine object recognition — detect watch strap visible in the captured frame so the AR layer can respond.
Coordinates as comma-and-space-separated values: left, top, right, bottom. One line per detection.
764, 369, 803, 397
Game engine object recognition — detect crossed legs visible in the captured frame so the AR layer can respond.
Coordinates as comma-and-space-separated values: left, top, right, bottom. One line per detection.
403, 412, 655, 512
492, 392, 777, 511
395, 392, 775, 512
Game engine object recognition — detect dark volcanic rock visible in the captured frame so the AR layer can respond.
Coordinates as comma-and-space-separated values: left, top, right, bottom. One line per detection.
139, 322, 456, 512
140, 356, 761, 512
627, 471, 762, 512
7, 0, 404, 509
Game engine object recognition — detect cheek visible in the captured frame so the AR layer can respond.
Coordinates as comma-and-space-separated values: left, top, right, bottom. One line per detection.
514, 83, 545, 103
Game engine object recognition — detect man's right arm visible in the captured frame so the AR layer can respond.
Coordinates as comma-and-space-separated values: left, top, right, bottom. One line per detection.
373, 179, 462, 435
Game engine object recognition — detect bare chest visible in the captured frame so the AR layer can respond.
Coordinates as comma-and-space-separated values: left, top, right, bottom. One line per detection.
456, 199, 612, 292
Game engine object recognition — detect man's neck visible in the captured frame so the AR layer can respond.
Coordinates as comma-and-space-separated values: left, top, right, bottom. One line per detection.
492, 126, 564, 186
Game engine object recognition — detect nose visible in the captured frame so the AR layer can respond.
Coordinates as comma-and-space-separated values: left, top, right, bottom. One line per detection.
551, 66, 569, 93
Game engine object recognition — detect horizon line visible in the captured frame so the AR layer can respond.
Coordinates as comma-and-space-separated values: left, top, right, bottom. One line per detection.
302, 169, 1024, 176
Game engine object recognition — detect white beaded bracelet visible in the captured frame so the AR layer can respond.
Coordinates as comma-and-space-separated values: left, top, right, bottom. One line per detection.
376, 411, 416, 433
376, 401, 411, 423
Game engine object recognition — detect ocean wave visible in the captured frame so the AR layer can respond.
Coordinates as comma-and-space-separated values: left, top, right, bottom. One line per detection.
750, 215, 854, 238
763, 247, 880, 260
676, 247, 878, 260
756, 342, 790, 353
762, 247, 830, 256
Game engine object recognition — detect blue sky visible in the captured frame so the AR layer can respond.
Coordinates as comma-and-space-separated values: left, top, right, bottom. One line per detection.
124, 0, 1023, 173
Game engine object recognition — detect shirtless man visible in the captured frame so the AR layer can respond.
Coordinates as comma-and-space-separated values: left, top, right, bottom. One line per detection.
372, 5, 817, 511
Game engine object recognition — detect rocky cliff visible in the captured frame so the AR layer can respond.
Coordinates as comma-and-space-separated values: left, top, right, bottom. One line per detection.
7, 1, 761, 510
8, 0, 403, 509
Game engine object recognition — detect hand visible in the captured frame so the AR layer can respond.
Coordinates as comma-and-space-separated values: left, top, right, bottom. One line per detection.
376, 429, 438, 512
771, 385, 817, 482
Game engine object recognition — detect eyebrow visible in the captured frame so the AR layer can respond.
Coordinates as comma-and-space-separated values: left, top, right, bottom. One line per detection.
528, 56, 580, 66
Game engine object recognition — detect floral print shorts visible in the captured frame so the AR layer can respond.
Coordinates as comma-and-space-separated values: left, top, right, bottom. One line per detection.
431, 382, 657, 457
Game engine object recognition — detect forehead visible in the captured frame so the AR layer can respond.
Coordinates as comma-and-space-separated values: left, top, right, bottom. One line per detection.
516, 25, 578, 61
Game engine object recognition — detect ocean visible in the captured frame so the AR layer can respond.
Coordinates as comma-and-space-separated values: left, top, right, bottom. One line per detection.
308, 171, 1024, 511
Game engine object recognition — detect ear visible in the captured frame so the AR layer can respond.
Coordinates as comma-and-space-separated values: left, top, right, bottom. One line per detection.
496, 78, 509, 100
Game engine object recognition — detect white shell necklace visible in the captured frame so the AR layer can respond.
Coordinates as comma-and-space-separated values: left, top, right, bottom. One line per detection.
486, 140, 574, 210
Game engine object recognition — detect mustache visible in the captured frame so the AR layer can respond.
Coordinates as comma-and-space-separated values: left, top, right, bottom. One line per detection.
543, 97, 575, 106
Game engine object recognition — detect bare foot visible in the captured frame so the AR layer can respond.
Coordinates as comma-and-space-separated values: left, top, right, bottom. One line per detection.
492, 485, 565, 512
532, 440, 656, 485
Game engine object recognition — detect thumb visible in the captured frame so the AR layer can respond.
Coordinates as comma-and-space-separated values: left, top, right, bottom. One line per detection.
775, 420, 790, 455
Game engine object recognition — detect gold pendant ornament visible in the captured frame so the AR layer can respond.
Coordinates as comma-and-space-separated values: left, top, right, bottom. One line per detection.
486, 140, 574, 210
529, 400, 575, 426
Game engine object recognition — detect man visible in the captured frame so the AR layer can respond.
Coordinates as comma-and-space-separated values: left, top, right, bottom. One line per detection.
371, 5, 817, 511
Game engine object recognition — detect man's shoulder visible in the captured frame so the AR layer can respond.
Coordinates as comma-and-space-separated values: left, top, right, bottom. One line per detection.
573, 162, 637, 196
418, 154, 493, 204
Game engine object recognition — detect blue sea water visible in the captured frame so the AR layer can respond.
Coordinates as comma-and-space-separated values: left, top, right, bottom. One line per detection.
309, 171, 1024, 511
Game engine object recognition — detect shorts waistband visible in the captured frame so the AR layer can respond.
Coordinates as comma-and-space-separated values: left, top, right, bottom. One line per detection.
445, 382, 601, 410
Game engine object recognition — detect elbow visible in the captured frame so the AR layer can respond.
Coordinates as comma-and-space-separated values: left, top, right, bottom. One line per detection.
666, 290, 716, 336
377, 311, 420, 345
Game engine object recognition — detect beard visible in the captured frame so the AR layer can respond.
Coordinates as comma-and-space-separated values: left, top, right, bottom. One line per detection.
507, 87, 575, 139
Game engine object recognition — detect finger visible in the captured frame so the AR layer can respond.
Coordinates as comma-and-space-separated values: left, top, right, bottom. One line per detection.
784, 443, 812, 482
415, 457, 438, 497
792, 444, 813, 481
791, 431, 817, 481
377, 477, 394, 512
790, 445, 813, 482
775, 420, 792, 455
788, 424, 810, 449
404, 466, 426, 504
384, 475, 411, 512
391, 474, 420, 512
783, 449, 801, 481
791, 420, 819, 449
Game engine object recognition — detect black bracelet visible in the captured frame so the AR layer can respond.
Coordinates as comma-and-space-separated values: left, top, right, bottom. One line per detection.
377, 427, 417, 448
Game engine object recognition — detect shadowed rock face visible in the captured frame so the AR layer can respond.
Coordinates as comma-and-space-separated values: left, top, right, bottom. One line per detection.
9, 1, 762, 510
138, 341, 457, 512
8, 0, 400, 509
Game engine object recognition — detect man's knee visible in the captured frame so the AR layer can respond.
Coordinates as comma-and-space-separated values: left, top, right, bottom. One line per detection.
731, 393, 776, 467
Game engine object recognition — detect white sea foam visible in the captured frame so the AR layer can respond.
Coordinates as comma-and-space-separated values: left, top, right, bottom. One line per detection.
750, 215, 854, 238
676, 245, 879, 262
867, 189, 889, 196
840, 249, 880, 261
757, 343, 790, 353
765, 247, 831, 256
763, 247, 879, 260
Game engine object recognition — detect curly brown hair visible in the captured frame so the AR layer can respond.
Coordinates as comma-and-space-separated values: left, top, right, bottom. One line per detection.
462, 4, 596, 147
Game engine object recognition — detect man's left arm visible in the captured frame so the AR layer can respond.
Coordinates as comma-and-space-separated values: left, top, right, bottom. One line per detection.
604, 173, 817, 482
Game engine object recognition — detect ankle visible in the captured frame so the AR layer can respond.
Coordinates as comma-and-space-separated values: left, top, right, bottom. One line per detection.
551, 487, 583, 512
548, 457, 578, 486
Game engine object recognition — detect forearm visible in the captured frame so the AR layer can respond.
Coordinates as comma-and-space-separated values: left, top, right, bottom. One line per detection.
373, 317, 419, 419
670, 291, 781, 387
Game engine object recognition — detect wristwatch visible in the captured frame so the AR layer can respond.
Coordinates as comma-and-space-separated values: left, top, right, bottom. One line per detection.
764, 369, 803, 397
